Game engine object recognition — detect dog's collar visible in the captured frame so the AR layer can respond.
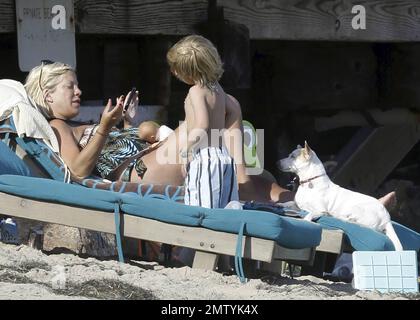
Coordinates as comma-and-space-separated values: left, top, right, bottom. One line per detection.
299, 174, 326, 186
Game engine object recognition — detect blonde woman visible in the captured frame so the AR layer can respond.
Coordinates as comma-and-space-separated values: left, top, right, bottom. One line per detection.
24, 61, 149, 181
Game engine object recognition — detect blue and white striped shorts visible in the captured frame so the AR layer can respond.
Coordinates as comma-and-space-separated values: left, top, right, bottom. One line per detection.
184, 146, 239, 209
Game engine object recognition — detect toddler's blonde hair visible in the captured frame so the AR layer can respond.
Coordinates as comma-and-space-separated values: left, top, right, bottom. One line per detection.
167, 35, 223, 89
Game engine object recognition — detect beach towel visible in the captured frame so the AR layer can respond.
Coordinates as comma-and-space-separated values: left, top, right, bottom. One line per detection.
0, 79, 59, 153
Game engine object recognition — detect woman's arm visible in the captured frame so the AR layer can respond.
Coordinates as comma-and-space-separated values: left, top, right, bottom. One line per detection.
51, 97, 124, 179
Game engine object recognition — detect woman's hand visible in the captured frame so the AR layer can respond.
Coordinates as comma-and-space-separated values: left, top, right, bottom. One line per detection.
100, 96, 124, 131
123, 90, 139, 127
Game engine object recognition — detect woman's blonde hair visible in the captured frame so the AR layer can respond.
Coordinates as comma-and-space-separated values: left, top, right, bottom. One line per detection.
167, 35, 224, 89
24, 61, 74, 119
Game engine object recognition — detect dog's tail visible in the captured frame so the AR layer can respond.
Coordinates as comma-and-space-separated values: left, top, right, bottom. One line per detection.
384, 222, 403, 251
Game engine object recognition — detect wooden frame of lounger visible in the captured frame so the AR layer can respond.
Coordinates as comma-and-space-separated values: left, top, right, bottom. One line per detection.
260, 228, 344, 274
0, 131, 320, 274
10, 142, 341, 274
317, 229, 345, 254
0, 191, 316, 272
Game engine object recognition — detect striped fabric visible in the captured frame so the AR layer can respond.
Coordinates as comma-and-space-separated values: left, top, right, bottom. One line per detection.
185, 147, 239, 209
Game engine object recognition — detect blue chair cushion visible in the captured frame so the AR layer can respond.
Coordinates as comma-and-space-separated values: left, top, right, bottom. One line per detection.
0, 175, 118, 212
316, 216, 420, 251
392, 222, 420, 251
0, 175, 322, 250
0, 141, 31, 176
121, 193, 322, 249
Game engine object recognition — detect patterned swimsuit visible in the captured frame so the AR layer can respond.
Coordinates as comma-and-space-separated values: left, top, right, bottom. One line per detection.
78, 125, 149, 181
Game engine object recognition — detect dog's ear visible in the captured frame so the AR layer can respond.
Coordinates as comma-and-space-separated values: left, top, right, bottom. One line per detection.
297, 144, 302, 149
302, 141, 312, 159
304, 141, 312, 153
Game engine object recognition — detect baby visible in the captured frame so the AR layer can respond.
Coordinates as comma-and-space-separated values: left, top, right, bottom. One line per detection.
138, 121, 173, 144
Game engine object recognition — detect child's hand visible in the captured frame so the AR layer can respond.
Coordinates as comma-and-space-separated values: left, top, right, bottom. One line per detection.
100, 96, 124, 130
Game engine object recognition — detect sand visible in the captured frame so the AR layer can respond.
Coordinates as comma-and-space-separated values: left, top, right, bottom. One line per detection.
0, 243, 418, 300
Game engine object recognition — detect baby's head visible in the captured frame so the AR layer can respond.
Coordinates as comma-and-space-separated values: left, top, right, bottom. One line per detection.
138, 121, 160, 143
166, 35, 223, 89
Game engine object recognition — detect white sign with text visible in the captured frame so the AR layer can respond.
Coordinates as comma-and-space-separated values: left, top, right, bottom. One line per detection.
16, 0, 76, 71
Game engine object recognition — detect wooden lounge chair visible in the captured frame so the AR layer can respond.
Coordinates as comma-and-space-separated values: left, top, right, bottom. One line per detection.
0, 116, 322, 280
0, 174, 322, 281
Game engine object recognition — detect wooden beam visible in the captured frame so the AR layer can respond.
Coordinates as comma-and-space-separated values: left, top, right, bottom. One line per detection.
260, 260, 286, 275
219, 0, 420, 41
76, 0, 207, 35
0, 0, 15, 33
0, 191, 281, 262
192, 251, 219, 270
333, 125, 420, 194
316, 229, 345, 254
0, 0, 208, 34
3, 0, 420, 41
272, 245, 313, 262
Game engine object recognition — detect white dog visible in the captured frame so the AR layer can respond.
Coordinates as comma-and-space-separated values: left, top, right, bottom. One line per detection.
278, 142, 403, 251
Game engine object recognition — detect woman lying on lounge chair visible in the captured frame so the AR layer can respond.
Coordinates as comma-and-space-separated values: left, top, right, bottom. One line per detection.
24, 61, 162, 183
22, 60, 286, 202
23, 61, 396, 208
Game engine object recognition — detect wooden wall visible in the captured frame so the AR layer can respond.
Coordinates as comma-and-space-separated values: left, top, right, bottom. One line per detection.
3, 33, 420, 142
219, 0, 420, 41
2, 0, 420, 41
2, 1, 420, 233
